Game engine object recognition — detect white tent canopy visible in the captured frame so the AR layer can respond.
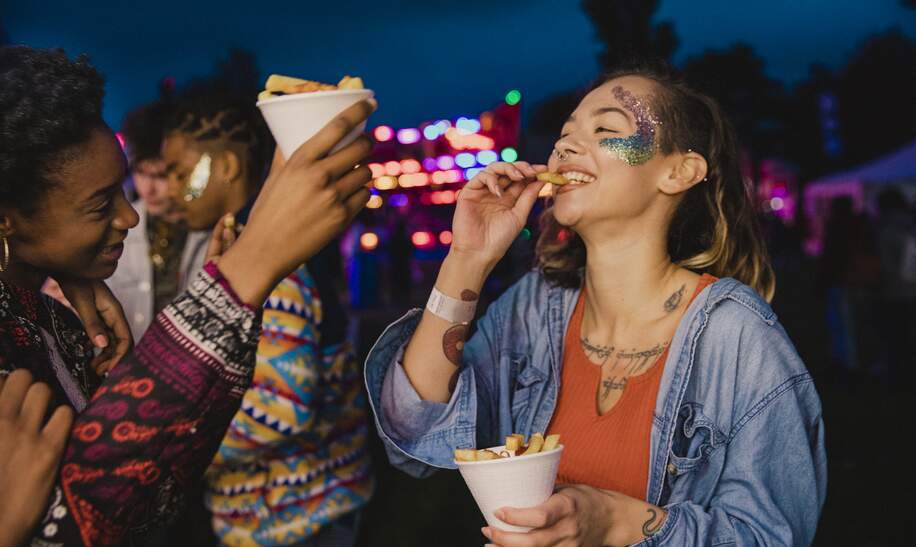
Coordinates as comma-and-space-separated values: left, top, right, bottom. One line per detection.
803, 140, 916, 253
807, 139, 916, 188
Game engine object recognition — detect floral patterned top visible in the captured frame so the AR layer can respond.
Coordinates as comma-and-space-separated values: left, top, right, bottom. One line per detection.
0, 262, 262, 547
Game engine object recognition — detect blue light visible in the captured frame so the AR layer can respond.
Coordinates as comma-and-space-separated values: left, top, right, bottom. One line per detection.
465, 167, 484, 180
501, 147, 518, 162
455, 117, 481, 134
422, 157, 438, 171
423, 125, 440, 140
435, 120, 451, 133
455, 153, 476, 168
389, 193, 409, 207
477, 150, 498, 165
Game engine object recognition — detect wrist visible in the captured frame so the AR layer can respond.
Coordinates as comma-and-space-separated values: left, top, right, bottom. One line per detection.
218, 237, 282, 306
437, 252, 491, 300
443, 250, 496, 279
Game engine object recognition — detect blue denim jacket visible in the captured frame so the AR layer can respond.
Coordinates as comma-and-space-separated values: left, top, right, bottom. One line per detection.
364, 273, 827, 545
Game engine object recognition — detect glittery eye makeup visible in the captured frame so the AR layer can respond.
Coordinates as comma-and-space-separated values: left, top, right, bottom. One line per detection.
599, 86, 660, 166
183, 153, 211, 202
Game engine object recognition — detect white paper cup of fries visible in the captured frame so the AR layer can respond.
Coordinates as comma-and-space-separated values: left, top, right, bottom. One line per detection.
257, 88, 374, 159
455, 441, 564, 533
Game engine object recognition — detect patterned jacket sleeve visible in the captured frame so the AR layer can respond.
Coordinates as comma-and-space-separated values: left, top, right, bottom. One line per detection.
209, 266, 321, 467
32, 262, 262, 547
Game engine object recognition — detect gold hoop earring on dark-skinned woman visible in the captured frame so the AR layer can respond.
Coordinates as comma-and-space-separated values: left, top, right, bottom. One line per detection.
0, 235, 9, 272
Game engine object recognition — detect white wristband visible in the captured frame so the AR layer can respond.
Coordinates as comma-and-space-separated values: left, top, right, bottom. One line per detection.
426, 287, 478, 324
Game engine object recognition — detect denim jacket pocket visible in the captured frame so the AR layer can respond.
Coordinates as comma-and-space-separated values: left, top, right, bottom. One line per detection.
510, 357, 544, 429
667, 402, 726, 476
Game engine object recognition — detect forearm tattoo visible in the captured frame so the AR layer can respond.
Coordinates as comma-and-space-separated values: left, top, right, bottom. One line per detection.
642, 507, 664, 536
442, 324, 468, 366
440, 290, 478, 388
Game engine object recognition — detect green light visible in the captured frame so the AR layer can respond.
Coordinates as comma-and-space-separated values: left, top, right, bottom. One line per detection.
521, 227, 532, 240
505, 89, 522, 105
501, 147, 518, 162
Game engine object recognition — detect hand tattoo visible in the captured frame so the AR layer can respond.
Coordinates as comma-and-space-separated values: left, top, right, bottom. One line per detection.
663, 284, 685, 313
442, 324, 468, 366
642, 507, 664, 536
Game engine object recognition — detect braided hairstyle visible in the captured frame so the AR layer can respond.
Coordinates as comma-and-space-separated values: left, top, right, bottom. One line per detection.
0, 46, 105, 214
166, 80, 273, 188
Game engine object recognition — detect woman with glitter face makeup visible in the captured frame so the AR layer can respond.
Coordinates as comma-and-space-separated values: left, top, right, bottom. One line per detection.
365, 62, 826, 546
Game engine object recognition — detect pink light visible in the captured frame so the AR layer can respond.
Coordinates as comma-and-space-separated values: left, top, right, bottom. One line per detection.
401, 159, 421, 174
431, 171, 447, 185
384, 161, 402, 176
437, 155, 455, 170
115, 132, 126, 150
422, 157, 438, 172
360, 232, 379, 251
444, 127, 495, 150
398, 173, 430, 188
439, 230, 453, 245
397, 128, 421, 145
368, 163, 386, 179
374, 126, 394, 142
445, 169, 462, 183
411, 231, 434, 248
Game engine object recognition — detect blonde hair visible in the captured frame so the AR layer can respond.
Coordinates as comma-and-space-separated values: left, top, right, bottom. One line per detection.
536, 63, 775, 301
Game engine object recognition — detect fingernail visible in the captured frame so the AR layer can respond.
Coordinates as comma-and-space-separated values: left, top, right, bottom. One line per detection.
481, 527, 492, 539
494, 509, 506, 520
94, 334, 109, 348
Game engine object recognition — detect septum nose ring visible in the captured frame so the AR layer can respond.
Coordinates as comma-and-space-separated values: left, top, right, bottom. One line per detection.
553, 149, 569, 161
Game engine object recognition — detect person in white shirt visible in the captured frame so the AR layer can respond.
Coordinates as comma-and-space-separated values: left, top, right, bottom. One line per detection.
107, 101, 209, 340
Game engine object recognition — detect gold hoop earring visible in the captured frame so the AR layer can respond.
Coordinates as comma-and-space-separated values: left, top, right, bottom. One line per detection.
0, 236, 9, 272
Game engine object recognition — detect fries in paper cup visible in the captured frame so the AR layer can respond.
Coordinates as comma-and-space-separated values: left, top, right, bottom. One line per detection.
453, 433, 564, 532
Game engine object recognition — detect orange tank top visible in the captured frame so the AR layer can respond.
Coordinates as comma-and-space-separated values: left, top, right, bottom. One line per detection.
547, 274, 717, 499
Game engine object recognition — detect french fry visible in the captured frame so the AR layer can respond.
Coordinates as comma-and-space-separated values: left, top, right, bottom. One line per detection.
265, 74, 309, 92
505, 434, 524, 453
454, 449, 476, 462
521, 432, 544, 455
536, 172, 570, 186
476, 449, 501, 461
543, 434, 561, 451
258, 90, 277, 101
337, 76, 364, 89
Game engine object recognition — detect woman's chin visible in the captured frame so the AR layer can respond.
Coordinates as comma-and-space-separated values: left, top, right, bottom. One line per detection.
551, 200, 584, 227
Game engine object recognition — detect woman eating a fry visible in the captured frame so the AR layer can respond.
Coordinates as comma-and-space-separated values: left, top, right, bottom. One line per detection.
364, 60, 826, 546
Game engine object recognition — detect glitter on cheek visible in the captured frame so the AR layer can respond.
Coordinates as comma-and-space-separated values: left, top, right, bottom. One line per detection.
184, 153, 212, 202
599, 86, 659, 166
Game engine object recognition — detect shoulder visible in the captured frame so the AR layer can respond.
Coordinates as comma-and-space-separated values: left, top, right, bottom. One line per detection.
486, 270, 561, 318
690, 278, 816, 416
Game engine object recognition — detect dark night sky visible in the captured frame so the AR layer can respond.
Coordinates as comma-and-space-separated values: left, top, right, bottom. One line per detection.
4, 0, 915, 129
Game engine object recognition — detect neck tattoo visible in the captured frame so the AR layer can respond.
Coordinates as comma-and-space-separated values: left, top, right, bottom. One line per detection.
663, 284, 686, 313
